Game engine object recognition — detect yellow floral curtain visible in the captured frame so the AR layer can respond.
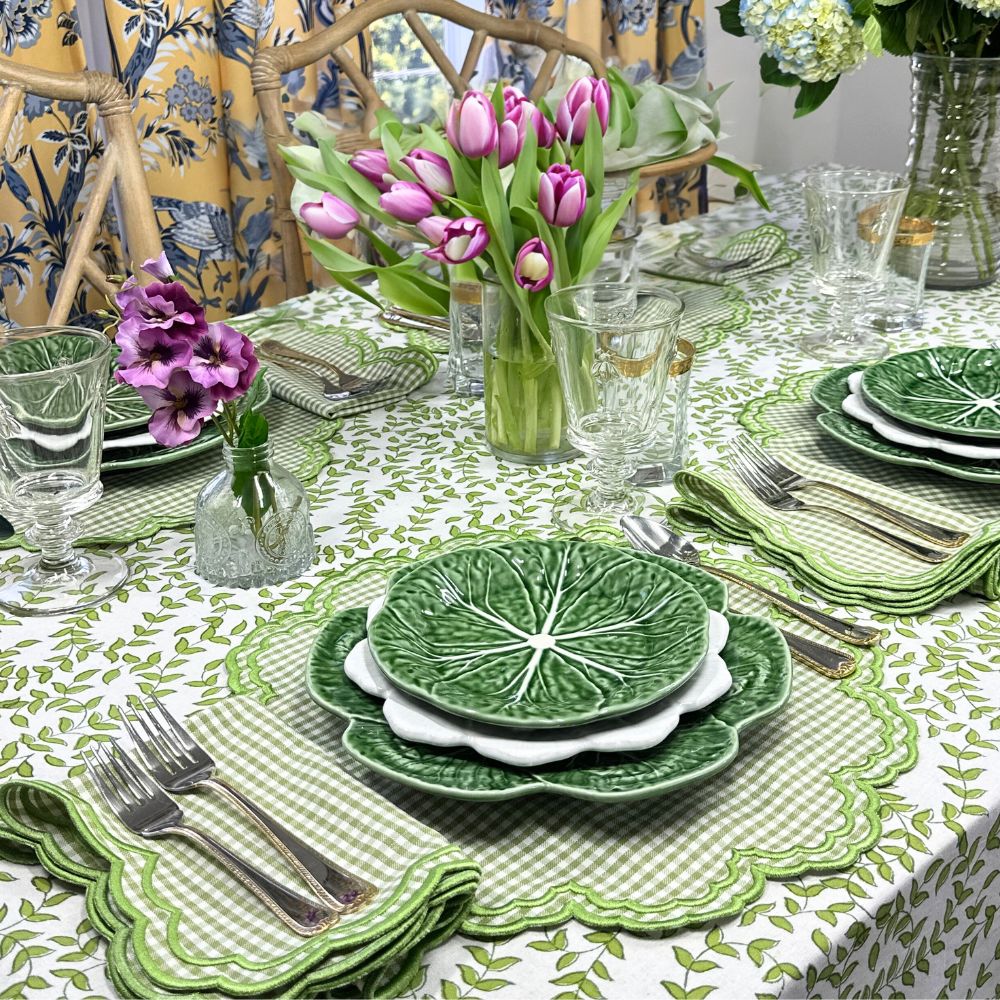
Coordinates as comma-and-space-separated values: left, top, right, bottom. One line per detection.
1, 0, 705, 328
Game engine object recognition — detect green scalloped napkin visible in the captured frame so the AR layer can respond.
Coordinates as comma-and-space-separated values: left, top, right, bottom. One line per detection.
233, 314, 439, 420
668, 460, 1000, 615
0, 698, 479, 998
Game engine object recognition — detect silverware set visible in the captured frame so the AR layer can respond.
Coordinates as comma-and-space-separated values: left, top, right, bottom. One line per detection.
86, 695, 375, 936
625, 432, 971, 679
641, 246, 767, 280
622, 516, 864, 679
380, 308, 450, 339
258, 339, 385, 400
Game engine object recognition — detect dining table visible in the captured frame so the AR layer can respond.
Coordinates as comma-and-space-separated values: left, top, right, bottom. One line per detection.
2, 169, 999, 1000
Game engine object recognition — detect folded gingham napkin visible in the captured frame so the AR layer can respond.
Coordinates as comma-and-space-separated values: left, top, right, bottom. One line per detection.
234, 313, 439, 420
0, 698, 479, 998
667, 457, 1000, 615
641, 223, 800, 285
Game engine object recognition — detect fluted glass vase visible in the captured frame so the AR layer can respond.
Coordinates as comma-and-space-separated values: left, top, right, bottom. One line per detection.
906, 53, 1000, 289
194, 443, 314, 587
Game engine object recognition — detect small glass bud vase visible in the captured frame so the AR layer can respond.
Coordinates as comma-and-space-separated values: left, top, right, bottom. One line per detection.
194, 443, 314, 587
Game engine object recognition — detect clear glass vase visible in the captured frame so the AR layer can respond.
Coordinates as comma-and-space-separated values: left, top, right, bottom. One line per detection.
483, 283, 576, 465
194, 443, 314, 587
906, 53, 1000, 289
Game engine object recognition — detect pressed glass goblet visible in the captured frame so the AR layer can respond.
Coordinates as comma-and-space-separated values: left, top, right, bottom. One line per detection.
0, 327, 128, 615
802, 169, 909, 363
545, 283, 683, 529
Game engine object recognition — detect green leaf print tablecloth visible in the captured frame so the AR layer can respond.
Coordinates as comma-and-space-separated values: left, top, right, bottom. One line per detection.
3, 172, 1000, 999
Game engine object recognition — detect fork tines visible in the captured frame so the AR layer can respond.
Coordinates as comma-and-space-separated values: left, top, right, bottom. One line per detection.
124, 693, 198, 772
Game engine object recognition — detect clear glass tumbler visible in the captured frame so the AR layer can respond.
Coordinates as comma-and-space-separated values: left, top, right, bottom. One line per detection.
448, 276, 486, 398
868, 217, 935, 332
545, 283, 684, 529
0, 327, 128, 615
802, 169, 909, 363
591, 225, 641, 286
636, 337, 696, 482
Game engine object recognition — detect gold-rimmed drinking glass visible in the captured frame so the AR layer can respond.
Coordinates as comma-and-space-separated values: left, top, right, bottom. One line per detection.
802, 169, 909, 362
545, 283, 684, 529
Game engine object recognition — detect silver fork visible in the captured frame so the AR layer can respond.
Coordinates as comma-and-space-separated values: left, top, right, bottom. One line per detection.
262, 354, 366, 401
85, 741, 336, 936
729, 451, 951, 564
732, 435, 969, 548
677, 245, 766, 273
259, 339, 384, 396
124, 695, 376, 911
621, 515, 882, 647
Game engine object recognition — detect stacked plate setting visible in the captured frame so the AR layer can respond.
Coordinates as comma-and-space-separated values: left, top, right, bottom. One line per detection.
812, 346, 1000, 484
306, 539, 792, 801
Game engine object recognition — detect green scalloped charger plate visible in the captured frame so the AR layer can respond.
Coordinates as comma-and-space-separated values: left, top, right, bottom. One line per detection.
306, 607, 790, 802
861, 347, 1000, 439
305, 552, 791, 802
812, 366, 1000, 484
367, 539, 712, 729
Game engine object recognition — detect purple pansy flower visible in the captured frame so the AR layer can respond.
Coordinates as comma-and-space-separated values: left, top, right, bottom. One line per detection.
188, 321, 255, 396
137, 369, 217, 447
139, 252, 173, 281
115, 326, 194, 388
115, 280, 207, 343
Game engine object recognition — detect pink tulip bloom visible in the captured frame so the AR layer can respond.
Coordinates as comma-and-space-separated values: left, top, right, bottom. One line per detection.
417, 215, 450, 244
446, 90, 498, 159
497, 117, 527, 168
349, 149, 395, 192
556, 77, 611, 144
423, 216, 491, 264
538, 164, 587, 227
188, 322, 257, 400
137, 368, 217, 447
379, 181, 435, 223
504, 87, 556, 149
514, 238, 554, 291
401, 149, 454, 198
298, 193, 360, 240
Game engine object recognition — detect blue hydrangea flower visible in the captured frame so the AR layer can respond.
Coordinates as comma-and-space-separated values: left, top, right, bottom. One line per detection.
740, 0, 865, 82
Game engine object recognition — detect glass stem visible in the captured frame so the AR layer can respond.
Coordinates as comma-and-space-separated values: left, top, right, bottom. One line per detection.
589, 455, 636, 507
833, 288, 860, 344
26, 510, 79, 570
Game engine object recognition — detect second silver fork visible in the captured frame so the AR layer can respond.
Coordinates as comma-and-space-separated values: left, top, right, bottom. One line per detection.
732, 434, 969, 547
124, 695, 376, 911
729, 450, 952, 564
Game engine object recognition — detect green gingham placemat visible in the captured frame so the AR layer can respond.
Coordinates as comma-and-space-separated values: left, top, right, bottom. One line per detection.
224, 528, 916, 937
0, 698, 479, 998
233, 313, 439, 420
667, 371, 1000, 614
641, 223, 801, 285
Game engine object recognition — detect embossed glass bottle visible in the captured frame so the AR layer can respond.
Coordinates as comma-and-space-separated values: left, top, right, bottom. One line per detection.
194, 443, 314, 587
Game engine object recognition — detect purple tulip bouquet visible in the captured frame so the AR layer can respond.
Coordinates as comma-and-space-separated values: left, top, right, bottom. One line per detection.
282, 78, 635, 464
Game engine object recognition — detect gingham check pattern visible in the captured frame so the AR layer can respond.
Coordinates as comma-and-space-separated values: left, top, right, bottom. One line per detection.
0, 698, 479, 997
234, 309, 439, 420
218, 543, 913, 936
640, 222, 801, 285
669, 377, 1000, 613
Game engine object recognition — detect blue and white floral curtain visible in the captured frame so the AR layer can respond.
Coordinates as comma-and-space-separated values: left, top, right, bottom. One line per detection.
0, 0, 706, 327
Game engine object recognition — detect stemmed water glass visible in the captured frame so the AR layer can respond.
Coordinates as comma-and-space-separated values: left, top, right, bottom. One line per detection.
0, 327, 129, 615
802, 169, 909, 362
545, 283, 684, 529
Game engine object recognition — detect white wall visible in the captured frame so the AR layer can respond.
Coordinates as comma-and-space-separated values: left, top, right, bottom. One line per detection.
706, 15, 912, 179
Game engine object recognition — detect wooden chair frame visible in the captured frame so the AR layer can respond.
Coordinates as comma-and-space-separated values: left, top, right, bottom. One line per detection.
252, 0, 607, 299
0, 57, 162, 325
